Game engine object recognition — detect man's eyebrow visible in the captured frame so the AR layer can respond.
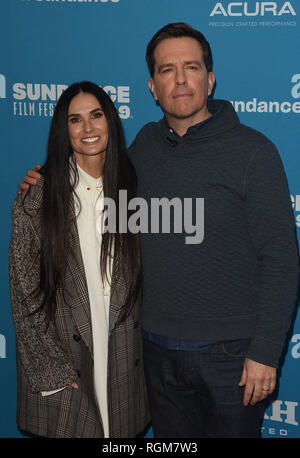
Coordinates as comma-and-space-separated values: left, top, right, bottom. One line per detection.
183, 60, 202, 66
67, 108, 104, 118
157, 60, 202, 72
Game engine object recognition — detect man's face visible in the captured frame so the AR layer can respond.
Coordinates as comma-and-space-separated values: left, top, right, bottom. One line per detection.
148, 37, 215, 132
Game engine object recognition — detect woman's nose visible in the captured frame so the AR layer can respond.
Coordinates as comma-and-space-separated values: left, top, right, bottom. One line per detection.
83, 119, 93, 132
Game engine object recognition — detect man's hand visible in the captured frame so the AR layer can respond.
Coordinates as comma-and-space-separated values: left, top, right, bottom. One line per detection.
67, 382, 79, 390
17, 164, 42, 195
238, 358, 276, 406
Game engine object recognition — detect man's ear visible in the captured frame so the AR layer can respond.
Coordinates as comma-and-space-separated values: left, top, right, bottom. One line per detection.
208, 72, 216, 96
148, 78, 158, 101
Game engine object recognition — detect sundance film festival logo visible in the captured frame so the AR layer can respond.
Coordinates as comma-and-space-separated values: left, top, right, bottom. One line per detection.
0, 334, 6, 359
0, 74, 5, 99
96, 192, 205, 245
209, 1, 296, 27
231, 74, 300, 114
291, 193, 300, 228
290, 333, 300, 358
262, 400, 299, 436
11, 81, 131, 119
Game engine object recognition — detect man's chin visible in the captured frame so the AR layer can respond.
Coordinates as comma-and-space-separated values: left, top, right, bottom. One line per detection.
165, 109, 208, 122
164, 104, 208, 121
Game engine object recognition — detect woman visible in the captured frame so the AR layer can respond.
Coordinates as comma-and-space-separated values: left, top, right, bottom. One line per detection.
9, 81, 149, 438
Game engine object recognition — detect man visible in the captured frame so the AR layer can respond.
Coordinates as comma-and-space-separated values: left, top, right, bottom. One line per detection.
20, 23, 299, 438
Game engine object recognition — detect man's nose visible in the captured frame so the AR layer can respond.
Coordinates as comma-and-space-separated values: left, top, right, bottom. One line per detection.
175, 67, 187, 85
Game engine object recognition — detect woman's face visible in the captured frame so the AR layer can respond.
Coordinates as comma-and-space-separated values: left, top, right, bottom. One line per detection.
68, 91, 108, 160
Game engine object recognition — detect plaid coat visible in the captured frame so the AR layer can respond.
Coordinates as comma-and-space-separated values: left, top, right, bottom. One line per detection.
9, 179, 150, 438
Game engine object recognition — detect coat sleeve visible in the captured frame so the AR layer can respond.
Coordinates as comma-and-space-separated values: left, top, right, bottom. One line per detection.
244, 141, 299, 368
9, 198, 78, 393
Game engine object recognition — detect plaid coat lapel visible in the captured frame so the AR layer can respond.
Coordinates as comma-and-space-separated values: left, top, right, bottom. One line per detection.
67, 201, 93, 355
109, 272, 127, 334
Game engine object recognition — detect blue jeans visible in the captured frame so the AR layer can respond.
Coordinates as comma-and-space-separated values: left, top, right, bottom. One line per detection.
142, 337, 265, 438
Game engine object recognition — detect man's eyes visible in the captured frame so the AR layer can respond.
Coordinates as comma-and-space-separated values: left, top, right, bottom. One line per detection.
160, 65, 199, 73
161, 67, 173, 73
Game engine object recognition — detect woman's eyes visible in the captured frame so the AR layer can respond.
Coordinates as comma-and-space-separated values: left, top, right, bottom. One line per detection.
92, 111, 103, 119
69, 111, 103, 123
69, 117, 80, 123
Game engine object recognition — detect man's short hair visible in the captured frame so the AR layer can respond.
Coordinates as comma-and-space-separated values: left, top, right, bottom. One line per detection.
146, 22, 213, 78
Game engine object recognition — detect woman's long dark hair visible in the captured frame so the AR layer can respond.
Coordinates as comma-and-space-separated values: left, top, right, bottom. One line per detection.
34, 81, 141, 323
